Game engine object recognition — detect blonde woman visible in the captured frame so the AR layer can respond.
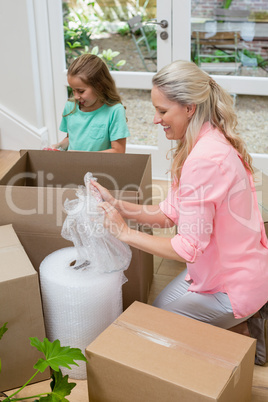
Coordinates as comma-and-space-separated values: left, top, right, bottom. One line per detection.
92, 60, 268, 364
52, 53, 130, 153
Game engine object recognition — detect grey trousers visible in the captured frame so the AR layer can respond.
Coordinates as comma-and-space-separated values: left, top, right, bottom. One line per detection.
153, 269, 253, 329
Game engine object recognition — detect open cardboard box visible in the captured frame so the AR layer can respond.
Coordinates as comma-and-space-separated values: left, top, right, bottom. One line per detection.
86, 301, 256, 402
0, 224, 49, 392
0, 150, 154, 310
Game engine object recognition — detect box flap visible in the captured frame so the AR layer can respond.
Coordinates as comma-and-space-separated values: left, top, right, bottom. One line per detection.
9, 150, 151, 190
0, 153, 28, 186
138, 154, 152, 205
0, 224, 36, 281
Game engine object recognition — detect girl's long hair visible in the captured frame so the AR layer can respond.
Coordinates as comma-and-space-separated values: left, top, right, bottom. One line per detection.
152, 60, 253, 183
65, 53, 122, 115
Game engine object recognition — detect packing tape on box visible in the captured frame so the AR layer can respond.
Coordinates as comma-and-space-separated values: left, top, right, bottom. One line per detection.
40, 247, 126, 380
113, 320, 241, 384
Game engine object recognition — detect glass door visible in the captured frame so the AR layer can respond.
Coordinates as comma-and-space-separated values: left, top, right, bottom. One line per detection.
49, 0, 177, 179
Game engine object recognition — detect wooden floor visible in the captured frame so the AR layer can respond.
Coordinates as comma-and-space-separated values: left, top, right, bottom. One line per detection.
1, 150, 268, 401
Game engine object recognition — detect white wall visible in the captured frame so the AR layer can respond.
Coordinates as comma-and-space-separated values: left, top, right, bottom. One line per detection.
0, 0, 41, 126
0, 0, 65, 150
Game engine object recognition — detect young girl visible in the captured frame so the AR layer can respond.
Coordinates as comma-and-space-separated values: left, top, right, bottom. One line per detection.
52, 53, 130, 153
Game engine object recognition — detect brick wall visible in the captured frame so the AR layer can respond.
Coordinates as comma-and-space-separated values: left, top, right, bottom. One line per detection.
192, 0, 268, 18
247, 41, 268, 58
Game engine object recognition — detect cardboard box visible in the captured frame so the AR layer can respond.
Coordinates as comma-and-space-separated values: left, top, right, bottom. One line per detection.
0, 224, 49, 391
0, 150, 153, 309
86, 301, 256, 402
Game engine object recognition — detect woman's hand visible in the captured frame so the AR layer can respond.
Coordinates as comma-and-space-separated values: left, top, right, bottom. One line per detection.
99, 202, 129, 240
91, 180, 115, 205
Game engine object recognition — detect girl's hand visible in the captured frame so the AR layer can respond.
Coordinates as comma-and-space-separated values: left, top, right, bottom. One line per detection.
43, 147, 60, 151
99, 202, 129, 240
91, 180, 115, 205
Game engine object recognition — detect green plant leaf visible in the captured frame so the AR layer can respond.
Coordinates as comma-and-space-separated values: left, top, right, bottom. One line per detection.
223, 0, 233, 9
111, 51, 120, 58
68, 41, 82, 49
106, 49, 113, 58
116, 60, 126, 67
38, 370, 76, 401
91, 46, 99, 55
0, 322, 8, 340
30, 338, 87, 373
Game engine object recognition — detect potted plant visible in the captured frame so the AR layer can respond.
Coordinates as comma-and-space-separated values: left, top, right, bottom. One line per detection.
0, 323, 87, 402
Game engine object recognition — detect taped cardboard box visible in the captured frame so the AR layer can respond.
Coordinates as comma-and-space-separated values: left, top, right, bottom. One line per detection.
0, 224, 49, 392
0, 150, 153, 309
86, 301, 256, 402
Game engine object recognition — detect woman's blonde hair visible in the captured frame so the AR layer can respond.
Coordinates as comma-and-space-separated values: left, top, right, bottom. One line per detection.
152, 60, 253, 183
65, 53, 122, 115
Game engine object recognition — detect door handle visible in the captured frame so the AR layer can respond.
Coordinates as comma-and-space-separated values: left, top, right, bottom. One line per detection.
146, 19, 168, 29
160, 31, 168, 40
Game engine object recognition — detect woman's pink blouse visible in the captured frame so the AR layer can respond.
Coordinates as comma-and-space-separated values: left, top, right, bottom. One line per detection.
159, 122, 268, 318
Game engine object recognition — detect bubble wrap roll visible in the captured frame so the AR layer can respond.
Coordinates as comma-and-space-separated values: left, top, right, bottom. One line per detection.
39, 247, 126, 379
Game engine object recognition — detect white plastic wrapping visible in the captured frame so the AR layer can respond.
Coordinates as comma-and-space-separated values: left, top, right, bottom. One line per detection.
39, 173, 132, 379
61, 172, 132, 273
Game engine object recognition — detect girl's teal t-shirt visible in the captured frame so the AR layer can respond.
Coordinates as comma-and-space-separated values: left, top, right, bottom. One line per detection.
59, 102, 130, 151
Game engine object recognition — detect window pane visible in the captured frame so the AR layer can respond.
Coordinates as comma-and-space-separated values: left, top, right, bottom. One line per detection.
191, 1, 268, 77
63, 0, 157, 72
120, 89, 158, 146
236, 95, 268, 154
